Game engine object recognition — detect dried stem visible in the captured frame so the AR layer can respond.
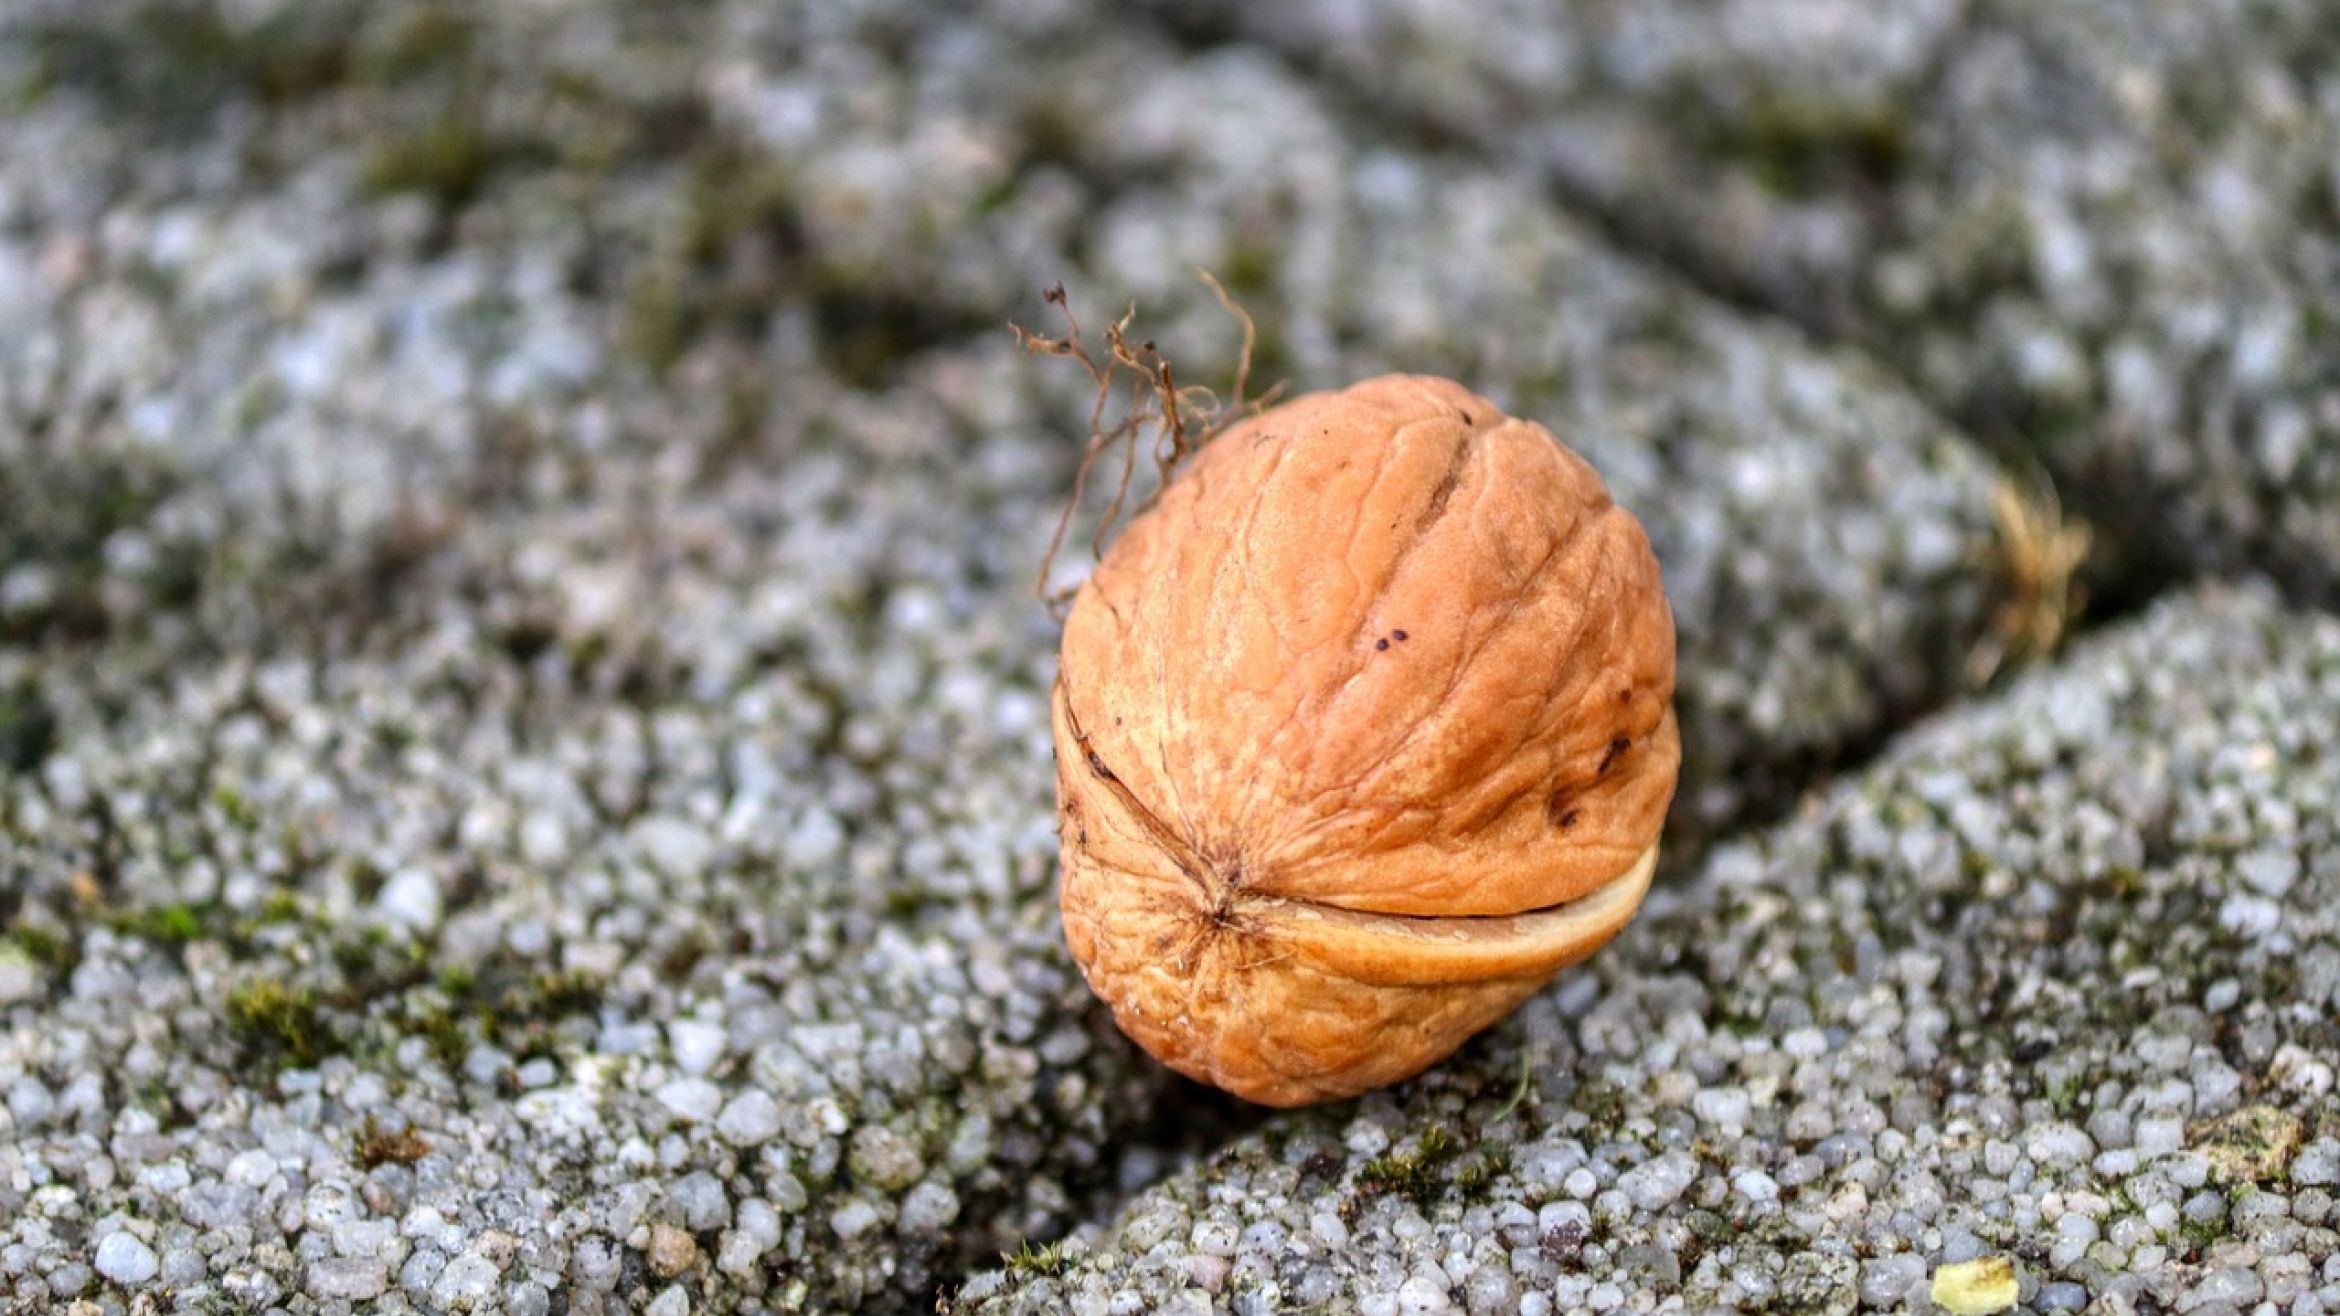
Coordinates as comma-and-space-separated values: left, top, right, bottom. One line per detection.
1014, 272, 1284, 617
1967, 464, 2093, 687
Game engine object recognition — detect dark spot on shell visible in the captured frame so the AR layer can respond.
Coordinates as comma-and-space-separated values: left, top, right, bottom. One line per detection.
1459, 409, 1475, 424
1544, 792, 1578, 830
1085, 749, 1118, 782
1376, 637, 1390, 651
1616, 687, 1633, 704
1597, 737, 1630, 774
1393, 629, 1409, 642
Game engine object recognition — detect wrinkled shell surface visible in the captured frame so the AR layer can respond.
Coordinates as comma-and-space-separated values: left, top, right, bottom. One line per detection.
1055, 374, 1679, 1105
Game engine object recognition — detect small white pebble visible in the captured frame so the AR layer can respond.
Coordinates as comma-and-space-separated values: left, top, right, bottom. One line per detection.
667, 1020, 727, 1077
1693, 1086, 1752, 1130
1397, 1272, 1452, 1313
1618, 1152, 1697, 1211
716, 1091, 781, 1146
377, 867, 444, 932
95, 1232, 159, 1286
2135, 1115, 2186, 1158
655, 1078, 722, 1122
831, 1200, 882, 1241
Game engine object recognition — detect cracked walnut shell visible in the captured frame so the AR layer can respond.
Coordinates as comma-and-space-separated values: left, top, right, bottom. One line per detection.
1054, 374, 1678, 1106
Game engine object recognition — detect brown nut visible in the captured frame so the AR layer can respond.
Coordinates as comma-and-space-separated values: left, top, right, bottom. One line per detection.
1053, 374, 1679, 1106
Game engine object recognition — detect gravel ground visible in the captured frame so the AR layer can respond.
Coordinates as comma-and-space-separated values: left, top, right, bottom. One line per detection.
1152, 0, 2340, 605
963, 584, 2340, 1314
0, 2, 2329, 1315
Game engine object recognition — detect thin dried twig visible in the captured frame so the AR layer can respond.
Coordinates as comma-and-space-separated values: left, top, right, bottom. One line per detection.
1967, 465, 2093, 686
1491, 1045, 1537, 1123
1014, 272, 1283, 617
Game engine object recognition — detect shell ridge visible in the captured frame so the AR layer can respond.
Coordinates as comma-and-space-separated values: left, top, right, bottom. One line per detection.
1272, 469, 1599, 860
1436, 503, 1635, 826
1058, 675, 1207, 879
1228, 410, 1462, 851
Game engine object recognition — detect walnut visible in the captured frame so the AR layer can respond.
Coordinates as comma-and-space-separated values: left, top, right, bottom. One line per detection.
1053, 374, 1679, 1106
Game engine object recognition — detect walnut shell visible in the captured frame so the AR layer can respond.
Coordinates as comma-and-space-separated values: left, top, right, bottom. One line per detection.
1054, 374, 1678, 1106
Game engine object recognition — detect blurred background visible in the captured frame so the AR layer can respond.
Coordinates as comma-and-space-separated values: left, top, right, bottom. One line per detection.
3, 1, 2337, 1312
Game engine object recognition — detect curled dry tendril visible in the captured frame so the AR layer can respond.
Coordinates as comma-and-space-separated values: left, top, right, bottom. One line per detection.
1967, 463, 2093, 687
1014, 271, 1284, 618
